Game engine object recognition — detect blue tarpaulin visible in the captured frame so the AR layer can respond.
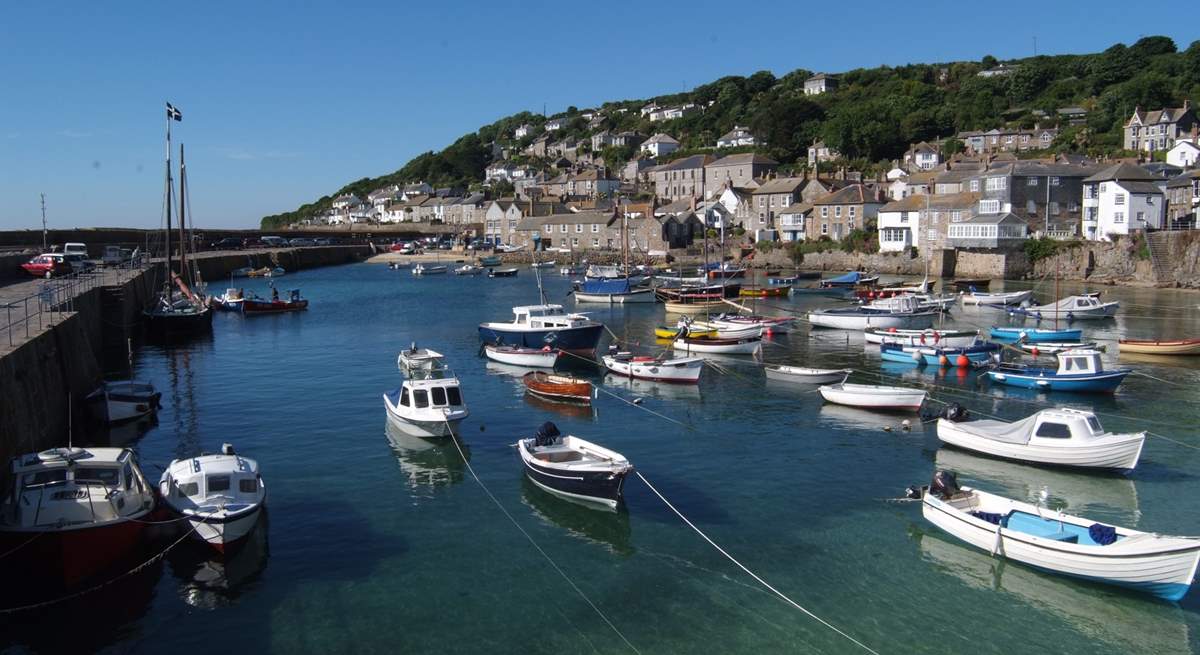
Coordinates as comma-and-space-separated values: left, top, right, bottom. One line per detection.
823, 271, 862, 284
580, 279, 633, 294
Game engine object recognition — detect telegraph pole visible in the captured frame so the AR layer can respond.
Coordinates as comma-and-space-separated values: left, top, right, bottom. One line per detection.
40, 193, 47, 251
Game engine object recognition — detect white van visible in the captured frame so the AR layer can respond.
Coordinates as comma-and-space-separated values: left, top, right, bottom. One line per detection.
63, 242, 88, 257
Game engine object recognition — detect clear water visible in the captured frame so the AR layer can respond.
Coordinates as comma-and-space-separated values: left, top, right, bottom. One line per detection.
4, 264, 1200, 654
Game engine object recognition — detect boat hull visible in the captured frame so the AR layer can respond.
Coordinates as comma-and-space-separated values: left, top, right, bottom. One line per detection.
764, 366, 849, 384
483, 345, 558, 368
242, 299, 308, 314
478, 323, 604, 356
962, 290, 1033, 306
672, 337, 761, 355
863, 328, 980, 348
523, 372, 593, 404
1119, 339, 1200, 355
182, 504, 264, 552
383, 393, 466, 437
937, 420, 1144, 470
520, 454, 628, 510
819, 384, 926, 411
0, 518, 147, 588
602, 355, 703, 383
986, 369, 1129, 393
144, 305, 213, 336
573, 288, 657, 304
808, 310, 936, 331
989, 328, 1083, 342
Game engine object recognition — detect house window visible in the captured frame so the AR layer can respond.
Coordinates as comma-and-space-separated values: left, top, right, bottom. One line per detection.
591, 224, 599, 232
1049, 177, 1060, 186
821, 223, 828, 235
951, 211, 963, 223
969, 180, 980, 192
1114, 193, 1125, 206
575, 224, 583, 233
560, 225, 567, 233
1069, 201, 1078, 212
1027, 200, 1037, 215
1049, 202, 1060, 215
985, 176, 1007, 191
572, 237, 579, 246
1136, 211, 1145, 223
821, 207, 828, 218
1114, 212, 1125, 223
927, 228, 937, 241
1099, 183, 1107, 193
592, 238, 599, 247
899, 212, 909, 224
979, 199, 1001, 214
849, 206, 856, 218
835, 206, 842, 217
1027, 177, 1038, 186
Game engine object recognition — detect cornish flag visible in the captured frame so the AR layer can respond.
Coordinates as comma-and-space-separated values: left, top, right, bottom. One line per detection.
166, 102, 182, 121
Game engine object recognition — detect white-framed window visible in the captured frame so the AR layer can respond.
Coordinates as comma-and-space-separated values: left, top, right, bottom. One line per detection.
821, 223, 828, 235
1114, 212, 1125, 223
1114, 193, 1125, 206
1027, 177, 1038, 186
927, 228, 937, 241
985, 176, 1007, 191
969, 179, 980, 192
591, 223, 599, 232
560, 224, 567, 233
1146, 196, 1154, 205
951, 210, 963, 222
1049, 202, 1060, 215
835, 206, 842, 218
571, 237, 579, 246
821, 207, 828, 218
1136, 211, 1145, 223
1099, 183, 1107, 193
899, 212, 909, 224
575, 224, 583, 233
591, 238, 599, 247
1049, 176, 1060, 186
849, 206, 856, 218
979, 199, 1001, 214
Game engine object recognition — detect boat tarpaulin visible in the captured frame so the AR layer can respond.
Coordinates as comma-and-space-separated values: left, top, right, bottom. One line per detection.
580, 279, 633, 295
957, 414, 1039, 445
823, 271, 862, 285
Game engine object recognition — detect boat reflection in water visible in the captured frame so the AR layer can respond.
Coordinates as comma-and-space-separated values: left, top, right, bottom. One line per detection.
384, 420, 469, 493
523, 392, 596, 419
818, 403, 930, 434
484, 360, 541, 380
914, 530, 1190, 654
96, 414, 159, 447
168, 511, 270, 610
520, 476, 633, 557
933, 448, 1140, 526
604, 375, 702, 402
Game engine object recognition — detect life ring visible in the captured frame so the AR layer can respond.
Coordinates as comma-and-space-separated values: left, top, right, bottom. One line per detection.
932, 330, 941, 344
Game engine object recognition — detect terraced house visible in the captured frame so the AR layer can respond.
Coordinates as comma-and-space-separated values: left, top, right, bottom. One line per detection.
704, 153, 778, 192
652, 154, 716, 201
965, 160, 1098, 238
1124, 102, 1197, 152
808, 184, 883, 241
1081, 163, 1165, 241
514, 211, 614, 251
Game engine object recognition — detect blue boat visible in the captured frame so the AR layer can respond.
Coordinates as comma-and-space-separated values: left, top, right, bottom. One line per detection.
989, 326, 1083, 342
986, 349, 1130, 393
820, 271, 879, 288
880, 342, 998, 367
478, 304, 605, 355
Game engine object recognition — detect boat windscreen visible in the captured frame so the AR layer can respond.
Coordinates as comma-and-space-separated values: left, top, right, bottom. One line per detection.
75, 467, 119, 485
446, 387, 463, 405
431, 387, 447, 406
413, 389, 429, 408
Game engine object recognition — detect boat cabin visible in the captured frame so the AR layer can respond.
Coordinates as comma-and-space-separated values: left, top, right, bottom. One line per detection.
511, 304, 592, 329
3, 447, 150, 529
1026, 408, 1109, 443
1055, 350, 1106, 376
394, 377, 466, 412
164, 448, 263, 512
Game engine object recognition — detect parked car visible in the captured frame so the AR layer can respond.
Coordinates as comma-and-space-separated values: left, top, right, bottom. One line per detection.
64, 253, 95, 274
21, 253, 73, 278
313, 237, 332, 246
289, 238, 316, 247
437, 241, 453, 250
260, 236, 288, 248
209, 237, 242, 250
242, 237, 266, 249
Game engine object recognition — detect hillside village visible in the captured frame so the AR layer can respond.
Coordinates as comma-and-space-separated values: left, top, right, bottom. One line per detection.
266, 37, 1200, 259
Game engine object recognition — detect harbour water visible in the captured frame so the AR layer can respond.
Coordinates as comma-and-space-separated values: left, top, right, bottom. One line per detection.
4, 262, 1200, 654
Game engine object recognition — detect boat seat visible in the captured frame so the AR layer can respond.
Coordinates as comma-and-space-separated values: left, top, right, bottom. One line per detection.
1004, 511, 1079, 542
533, 446, 584, 464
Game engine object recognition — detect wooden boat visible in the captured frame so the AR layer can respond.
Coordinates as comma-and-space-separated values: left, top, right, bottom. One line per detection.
764, 366, 850, 384
85, 380, 161, 425
1018, 295, 1119, 321
159, 443, 267, 552
241, 289, 308, 314
950, 278, 991, 291
989, 327, 1082, 343
672, 335, 762, 355
657, 284, 740, 314
518, 422, 632, 509
986, 349, 1130, 393
739, 286, 790, 298
920, 471, 1200, 601
880, 342, 999, 367
487, 267, 519, 278
808, 304, 937, 331
522, 371, 593, 404
383, 373, 469, 437
937, 407, 1144, 470
962, 290, 1033, 306
413, 263, 448, 275
1016, 341, 1102, 356
654, 325, 716, 339
483, 344, 559, 368
818, 382, 926, 411
863, 327, 980, 348
602, 352, 703, 383
1118, 338, 1200, 355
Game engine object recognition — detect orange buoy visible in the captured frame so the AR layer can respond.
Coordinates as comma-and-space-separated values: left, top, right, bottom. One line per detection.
1031, 347, 1040, 357
888, 327, 897, 333
956, 354, 970, 367
938, 354, 949, 366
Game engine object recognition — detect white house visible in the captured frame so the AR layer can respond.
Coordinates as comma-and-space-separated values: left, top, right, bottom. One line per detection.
515, 123, 533, 139
803, 73, 837, 96
777, 202, 812, 242
545, 117, 567, 131
641, 133, 680, 157
485, 161, 516, 181
876, 196, 925, 252
716, 126, 756, 148
1167, 138, 1200, 168
1081, 163, 1165, 241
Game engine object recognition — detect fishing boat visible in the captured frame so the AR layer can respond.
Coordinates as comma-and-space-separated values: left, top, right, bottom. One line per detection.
483, 344, 559, 368
573, 278, 656, 304
85, 380, 161, 425
479, 304, 604, 355
0, 447, 155, 587
739, 286, 790, 298
950, 278, 991, 291
704, 262, 746, 279
1019, 295, 1119, 321
246, 266, 286, 278
383, 372, 469, 437
158, 443, 266, 552
808, 298, 937, 331
211, 288, 246, 311
880, 342, 999, 367
685, 319, 762, 340
989, 327, 1083, 342
1015, 341, 1102, 356
241, 288, 308, 314
937, 407, 1144, 470
672, 335, 762, 355
455, 264, 483, 276
865, 293, 957, 312
986, 350, 1130, 393
487, 267, 519, 278
918, 470, 1200, 601
479, 255, 502, 267
709, 313, 793, 335
863, 327, 980, 348
1118, 338, 1200, 355
601, 351, 703, 383
413, 263, 448, 275
396, 344, 445, 376
517, 422, 632, 510
768, 272, 820, 285
962, 290, 1033, 306
522, 371, 593, 404
764, 366, 851, 384
820, 271, 879, 288
818, 382, 927, 411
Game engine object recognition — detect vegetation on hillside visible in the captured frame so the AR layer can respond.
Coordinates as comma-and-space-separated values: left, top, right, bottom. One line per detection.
264, 36, 1200, 228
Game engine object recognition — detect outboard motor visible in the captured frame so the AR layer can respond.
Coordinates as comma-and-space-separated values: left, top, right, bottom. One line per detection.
929, 469, 961, 500
221, 443, 236, 456
534, 422, 561, 447
941, 403, 969, 423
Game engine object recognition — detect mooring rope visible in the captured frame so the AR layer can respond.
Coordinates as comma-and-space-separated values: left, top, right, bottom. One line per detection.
444, 422, 641, 654
635, 471, 881, 655
0, 532, 42, 562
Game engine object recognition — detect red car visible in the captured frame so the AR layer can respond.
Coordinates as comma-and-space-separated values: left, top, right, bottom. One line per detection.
21, 253, 73, 278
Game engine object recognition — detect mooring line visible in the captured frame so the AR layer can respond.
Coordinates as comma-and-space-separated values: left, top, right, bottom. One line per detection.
0, 532, 42, 562
444, 423, 641, 654
635, 471, 880, 655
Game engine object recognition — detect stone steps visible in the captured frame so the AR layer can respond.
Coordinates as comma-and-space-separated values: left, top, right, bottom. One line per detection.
1145, 232, 1172, 284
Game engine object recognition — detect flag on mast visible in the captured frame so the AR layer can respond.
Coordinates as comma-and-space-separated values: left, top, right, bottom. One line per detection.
166, 103, 182, 121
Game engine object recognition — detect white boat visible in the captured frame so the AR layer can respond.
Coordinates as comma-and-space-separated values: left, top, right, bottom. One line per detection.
383, 373, 469, 437
211, 287, 246, 311
483, 344, 559, 368
818, 382, 927, 411
962, 290, 1034, 306
396, 344, 445, 377
687, 320, 762, 340
937, 407, 1144, 470
1021, 295, 1119, 321
413, 263, 448, 275
85, 380, 161, 425
387, 261, 410, 270
530, 260, 557, 269
764, 366, 851, 384
808, 304, 938, 331
573, 278, 657, 304
673, 335, 762, 355
602, 352, 704, 383
159, 443, 266, 552
707, 314, 793, 335
454, 264, 483, 276
863, 327, 980, 348
920, 472, 1200, 601
478, 304, 604, 355
866, 293, 957, 312
518, 423, 632, 509
1015, 341, 1103, 356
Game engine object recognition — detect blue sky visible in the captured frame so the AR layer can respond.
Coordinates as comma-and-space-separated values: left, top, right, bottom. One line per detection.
0, 2, 1194, 229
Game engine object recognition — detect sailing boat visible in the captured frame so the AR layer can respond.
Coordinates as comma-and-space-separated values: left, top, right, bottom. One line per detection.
145, 103, 212, 336
657, 198, 739, 313
573, 208, 655, 303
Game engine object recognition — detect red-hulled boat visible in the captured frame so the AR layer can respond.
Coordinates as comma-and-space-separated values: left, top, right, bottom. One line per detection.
522, 371, 593, 404
242, 288, 309, 314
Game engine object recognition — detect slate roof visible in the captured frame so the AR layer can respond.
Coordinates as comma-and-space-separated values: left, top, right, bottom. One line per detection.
708, 153, 777, 167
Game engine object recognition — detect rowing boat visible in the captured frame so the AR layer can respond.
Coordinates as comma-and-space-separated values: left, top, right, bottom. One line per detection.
818, 382, 927, 411
1118, 338, 1200, 355
522, 371, 593, 404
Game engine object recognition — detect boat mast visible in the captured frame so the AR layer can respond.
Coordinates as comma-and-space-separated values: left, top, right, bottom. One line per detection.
164, 105, 174, 303
1054, 251, 1060, 331
179, 143, 189, 290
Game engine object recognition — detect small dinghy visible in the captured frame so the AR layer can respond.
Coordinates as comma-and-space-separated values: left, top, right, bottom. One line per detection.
413, 263, 448, 275
672, 335, 762, 355
808, 304, 938, 331
739, 286, 790, 298
211, 288, 246, 311
479, 255, 502, 267
863, 327, 980, 348
950, 278, 991, 291
1016, 341, 1102, 356
242, 288, 308, 314
85, 380, 162, 425
523, 371, 593, 404
686, 320, 762, 340
654, 325, 716, 339
989, 327, 1082, 343
159, 443, 266, 552
531, 260, 557, 269
396, 344, 445, 377
247, 266, 285, 278
820, 271, 878, 288
483, 344, 559, 368
936, 406, 1144, 470
602, 351, 703, 383
710, 313, 793, 335
918, 470, 1200, 601
880, 342, 999, 367
388, 261, 410, 270
1018, 295, 1119, 321
1119, 338, 1200, 356
488, 267, 519, 278
383, 372, 469, 437
768, 272, 820, 285
865, 293, 957, 312
818, 382, 926, 411
518, 423, 632, 510
764, 366, 850, 384
455, 264, 483, 276
986, 349, 1130, 393
962, 290, 1033, 306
